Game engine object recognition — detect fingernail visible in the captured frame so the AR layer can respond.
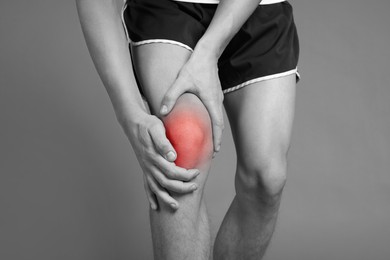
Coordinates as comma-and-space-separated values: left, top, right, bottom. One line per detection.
166, 151, 176, 161
191, 184, 198, 191
160, 105, 168, 115
216, 145, 221, 152
170, 203, 178, 209
151, 204, 157, 210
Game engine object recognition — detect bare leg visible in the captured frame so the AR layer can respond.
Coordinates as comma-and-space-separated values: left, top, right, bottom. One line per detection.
131, 43, 213, 260
214, 75, 297, 259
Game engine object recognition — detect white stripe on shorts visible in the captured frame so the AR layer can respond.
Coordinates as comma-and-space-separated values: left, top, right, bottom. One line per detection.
223, 68, 300, 94
171, 0, 286, 5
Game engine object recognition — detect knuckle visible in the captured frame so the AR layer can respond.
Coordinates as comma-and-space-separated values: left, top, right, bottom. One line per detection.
148, 182, 157, 194
153, 157, 164, 169
182, 172, 192, 181
203, 95, 214, 103
181, 175, 191, 182
159, 143, 171, 153
159, 178, 168, 188
169, 182, 183, 192
163, 165, 175, 176
149, 122, 163, 133
214, 119, 224, 128
164, 92, 175, 103
144, 148, 155, 160
163, 196, 173, 205
175, 186, 186, 193
169, 170, 182, 180
165, 181, 177, 191
164, 169, 174, 178
166, 169, 175, 179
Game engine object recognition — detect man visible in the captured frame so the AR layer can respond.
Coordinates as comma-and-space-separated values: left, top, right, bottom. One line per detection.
77, 0, 299, 258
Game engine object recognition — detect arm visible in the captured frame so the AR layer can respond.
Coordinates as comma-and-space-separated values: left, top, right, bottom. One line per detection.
76, 0, 200, 210
160, 0, 262, 154
195, 0, 262, 58
76, 0, 145, 124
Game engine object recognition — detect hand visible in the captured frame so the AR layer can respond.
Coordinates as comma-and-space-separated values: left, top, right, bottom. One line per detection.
121, 111, 200, 210
159, 49, 225, 155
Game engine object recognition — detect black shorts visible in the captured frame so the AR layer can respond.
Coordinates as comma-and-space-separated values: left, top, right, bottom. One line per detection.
122, 0, 300, 94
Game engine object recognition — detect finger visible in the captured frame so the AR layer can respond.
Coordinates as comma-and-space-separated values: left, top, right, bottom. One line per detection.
160, 78, 188, 116
143, 175, 158, 210
201, 97, 224, 153
146, 175, 179, 210
148, 122, 177, 162
150, 166, 198, 194
154, 156, 200, 181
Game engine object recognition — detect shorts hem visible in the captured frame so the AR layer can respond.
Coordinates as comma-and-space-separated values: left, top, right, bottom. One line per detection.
121, 3, 131, 42
129, 39, 194, 52
223, 68, 300, 94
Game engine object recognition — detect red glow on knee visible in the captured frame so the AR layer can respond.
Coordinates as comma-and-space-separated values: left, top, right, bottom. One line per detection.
164, 111, 210, 169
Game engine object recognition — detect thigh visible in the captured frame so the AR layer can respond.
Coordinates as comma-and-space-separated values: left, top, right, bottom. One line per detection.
223, 74, 297, 169
131, 43, 192, 114
131, 43, 213, 186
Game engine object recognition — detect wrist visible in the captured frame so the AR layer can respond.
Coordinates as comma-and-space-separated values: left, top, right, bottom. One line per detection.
115, 103, 149, 130
193, 37, 222, 60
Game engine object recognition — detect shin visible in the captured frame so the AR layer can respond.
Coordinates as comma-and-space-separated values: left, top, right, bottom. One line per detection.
151, 93, 213, 260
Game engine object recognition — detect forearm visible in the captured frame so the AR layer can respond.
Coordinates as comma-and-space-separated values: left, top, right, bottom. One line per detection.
195, 0, 262, 58
76, 0, 147, 125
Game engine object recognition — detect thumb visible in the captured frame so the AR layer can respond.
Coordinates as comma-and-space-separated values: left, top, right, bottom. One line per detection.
201, 97, 225, 153
160, 78, 188, 116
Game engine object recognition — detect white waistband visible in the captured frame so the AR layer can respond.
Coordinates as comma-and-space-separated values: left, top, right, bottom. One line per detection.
171, 0, 286, 4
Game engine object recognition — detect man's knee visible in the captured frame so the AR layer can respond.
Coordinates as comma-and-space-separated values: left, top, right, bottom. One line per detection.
164, 101, 213, 169
237, 152, 288, 199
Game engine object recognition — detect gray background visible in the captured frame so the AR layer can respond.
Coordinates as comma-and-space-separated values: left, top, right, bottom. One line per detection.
1, 0, 389, 259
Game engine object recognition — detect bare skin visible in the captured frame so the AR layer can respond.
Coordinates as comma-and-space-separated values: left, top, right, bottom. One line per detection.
131, 43, 214, 259
77, 0, 297, 259
133, 43, 296, 259
76, 0, 200, 212
214, 74, 296, 259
